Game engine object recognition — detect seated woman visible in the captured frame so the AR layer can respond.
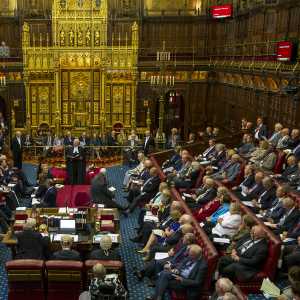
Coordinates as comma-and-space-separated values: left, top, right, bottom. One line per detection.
79, 263, 127, 300
211, 202, 242, 239
194, 186, 229, 222
249, 140, 269, 163
136, 183, 170, 229
202, 193, 232, 233
89, 235, 120, 260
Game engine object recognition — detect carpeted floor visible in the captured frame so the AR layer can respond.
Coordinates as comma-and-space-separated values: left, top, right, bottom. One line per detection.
0, 164, 268, 300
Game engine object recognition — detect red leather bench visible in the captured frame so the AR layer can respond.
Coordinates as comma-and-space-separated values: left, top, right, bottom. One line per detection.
45, 260, 83, 300
171, 188, 219, 299
6, 259, 45, 300
228, 191, 282, 293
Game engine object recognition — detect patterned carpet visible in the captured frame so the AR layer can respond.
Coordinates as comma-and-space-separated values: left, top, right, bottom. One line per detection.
0, 164, 269, 300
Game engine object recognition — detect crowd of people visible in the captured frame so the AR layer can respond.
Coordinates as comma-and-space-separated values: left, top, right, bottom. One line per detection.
0, 117, 300, 300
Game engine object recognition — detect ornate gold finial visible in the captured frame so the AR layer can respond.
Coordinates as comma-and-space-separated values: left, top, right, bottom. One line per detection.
22, 22, 30, 47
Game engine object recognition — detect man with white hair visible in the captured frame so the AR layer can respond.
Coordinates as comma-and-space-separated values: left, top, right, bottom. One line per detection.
15, 218, 49, 259
66, 138, 86, 184
211, 277, 234, 300
52, 235, 81, 260
146, 244, 207, 300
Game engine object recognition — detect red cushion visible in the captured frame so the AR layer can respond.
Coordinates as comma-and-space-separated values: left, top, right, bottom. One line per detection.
46, 260, 83, 270
6, 259, 44, 270
85, 260, 123, 269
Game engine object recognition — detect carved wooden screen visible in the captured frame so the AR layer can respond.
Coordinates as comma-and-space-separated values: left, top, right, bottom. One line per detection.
61, 70, 101, 129
105, 83, 132, 128
30, 84, 55, 127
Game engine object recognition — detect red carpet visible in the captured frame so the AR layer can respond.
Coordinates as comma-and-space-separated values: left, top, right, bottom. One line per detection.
56, 185, 91, 207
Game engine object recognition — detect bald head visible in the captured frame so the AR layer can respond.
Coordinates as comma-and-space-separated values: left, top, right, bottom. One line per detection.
251, 225, 266, 240
73, 138, 80, 147
179, 214, 193, 225
205, 177, 215, 188
254, 171, 264, 183
188, 244, 202, 260
216, 278, 234, 296
181, 224, 194, 234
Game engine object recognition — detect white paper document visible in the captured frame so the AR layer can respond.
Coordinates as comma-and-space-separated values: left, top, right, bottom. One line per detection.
242, 200, 254, 207
155, 252, 169, 260
93, 233, 119, 243
53, 234, 78, 242
213, 237, 230, 244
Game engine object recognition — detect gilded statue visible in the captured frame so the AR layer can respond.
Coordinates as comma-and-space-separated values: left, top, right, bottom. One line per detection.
95, 31, 100, 46
86, 29, 91, 46
69, 30, 75, 46
77, 30, 83, 46
77, 0, 84, 7
60, 30, 65, 46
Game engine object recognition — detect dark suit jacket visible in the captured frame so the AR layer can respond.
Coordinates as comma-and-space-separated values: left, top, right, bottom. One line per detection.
141, 175, 161, 196
195, 187, 217, 206
52, 249, 81, 261
264, 198, 285, 223
247, 183, 264, 200
235, 234, 269, 280
63, 136, 73, 146
11, 136, 22, 155
43, 135, 53, 146
258, 186, 276, 210
278, 207, 300, 233
89, 248, 120, 260
16, 229, 47, 259
90, 175, 115, 207
143, 136, 155, 155
43, 187, 57, 207
281, 164, 298, 179
238, 174, 255, 189
177, 257, 208, 299
254, 124, 268, 140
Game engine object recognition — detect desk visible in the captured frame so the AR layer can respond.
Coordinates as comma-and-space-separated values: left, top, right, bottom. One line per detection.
4, 208, 120, 254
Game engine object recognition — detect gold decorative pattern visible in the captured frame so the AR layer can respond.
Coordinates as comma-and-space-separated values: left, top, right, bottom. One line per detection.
22, 0, 138, 134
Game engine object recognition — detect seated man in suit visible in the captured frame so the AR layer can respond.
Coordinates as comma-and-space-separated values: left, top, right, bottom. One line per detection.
232, 164, 255, 191
146, 244, 207, 300
185, 177, 217, 210
91, 169, 126, 211
15, 218, 49, 259
196, 138, 217, 162
211, 154, 241, 184
273, 155, 298, 182
134, 232, 196, 282
52, 235, 81, 260
89, 235, 120, 260
125, 167, 161, 214
173, 161, 201, 189
261, 184, 290, 223
268, 123, 283, 147
250, 176, 276, 213
218, 225, 268, 282
162, 146, 182, 173
234, 171, 265, 202
264, 197, 300, 234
